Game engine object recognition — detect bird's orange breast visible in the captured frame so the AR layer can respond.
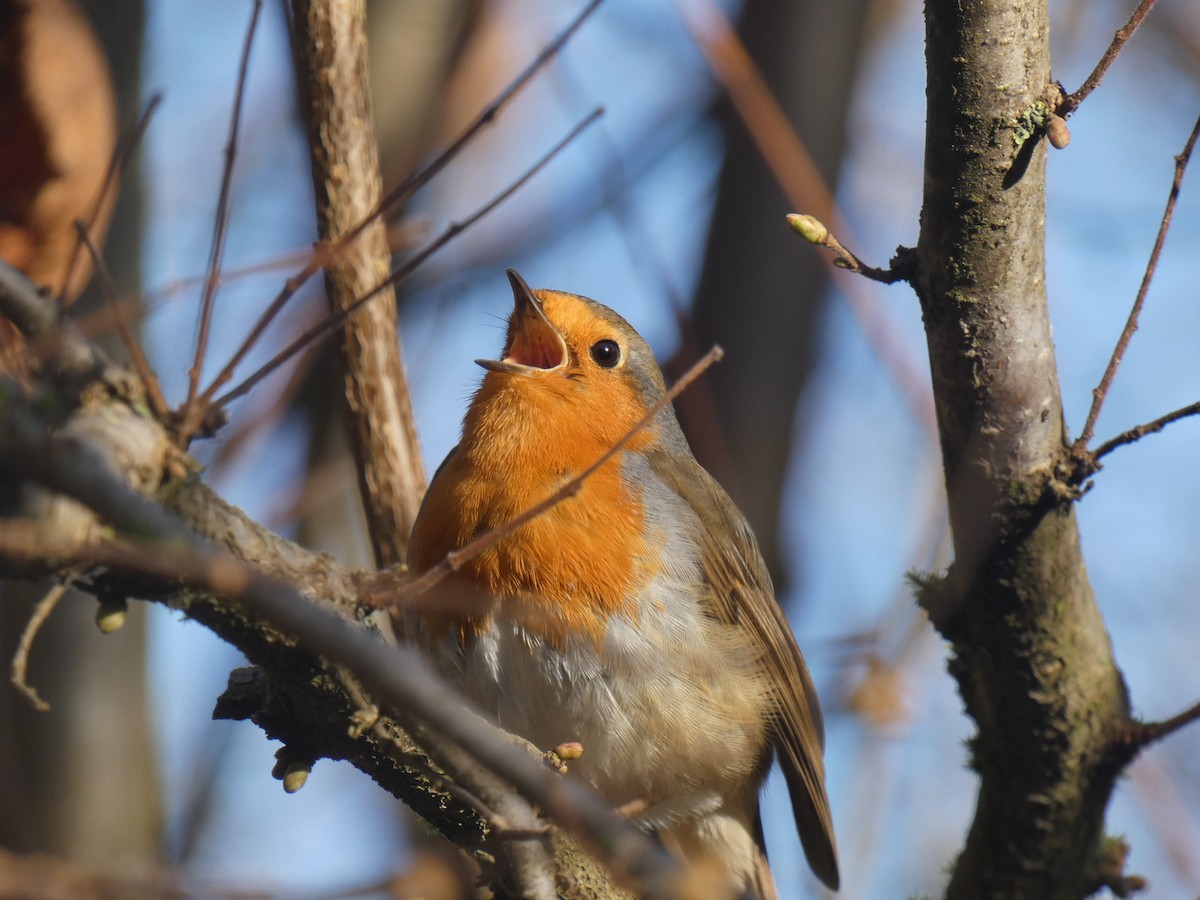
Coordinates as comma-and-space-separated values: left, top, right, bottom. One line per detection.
409, 369, 657, 646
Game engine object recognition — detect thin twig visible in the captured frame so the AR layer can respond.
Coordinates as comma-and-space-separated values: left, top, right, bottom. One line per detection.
1130, 698, 1200, 748
1091, 400, 1200, 461
399, 344, 724, 606
10, 575, 75, 712
57, 94, 163, 305
365, 0, 603, 231
1058, 0, 1158, 118
787, 214, 914, 284
197, 0, 604, 407
544, 55, 749, 493
214, 108, 604, 408
1074, 111, 1200, 451
73, 221, 170, 418
187, 0, 264, 408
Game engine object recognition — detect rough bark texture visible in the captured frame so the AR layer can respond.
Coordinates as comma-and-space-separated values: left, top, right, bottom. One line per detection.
290, 0, 426, 569
917, 2, 1131, 897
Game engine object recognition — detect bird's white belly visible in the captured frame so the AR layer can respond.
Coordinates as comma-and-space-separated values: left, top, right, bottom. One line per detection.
435, 587, 771, 824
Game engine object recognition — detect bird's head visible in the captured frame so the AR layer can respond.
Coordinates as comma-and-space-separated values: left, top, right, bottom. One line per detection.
469, 269, 674, 457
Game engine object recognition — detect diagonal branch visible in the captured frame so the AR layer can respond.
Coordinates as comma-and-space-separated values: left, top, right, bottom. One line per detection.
1092, 400, 1200, 462
73, 222, 169, 419
57, 94, 163, 306
787, 214, 916, 284
187, 0, 264, 408
1132, 698, 1200, 748
0, 281, 672, 898
0, 260, 126, 391
213, 108, 603, 409
1058, 0, 1158, 118
1074, 110, 1200, 454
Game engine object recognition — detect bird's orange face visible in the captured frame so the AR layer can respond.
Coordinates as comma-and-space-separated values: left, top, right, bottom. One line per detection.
469, 278, 668, 465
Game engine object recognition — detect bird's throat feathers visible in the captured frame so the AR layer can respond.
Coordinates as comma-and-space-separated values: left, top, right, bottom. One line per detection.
465, 365, 657, 471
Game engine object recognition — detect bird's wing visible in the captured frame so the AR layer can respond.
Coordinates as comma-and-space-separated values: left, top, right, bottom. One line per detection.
648, 450, 840, 891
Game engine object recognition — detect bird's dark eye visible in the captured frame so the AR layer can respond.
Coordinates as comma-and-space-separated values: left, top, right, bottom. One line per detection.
589, 339, 621, 368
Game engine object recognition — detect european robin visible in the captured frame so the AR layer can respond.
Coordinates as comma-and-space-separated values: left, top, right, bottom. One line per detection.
408, 270, 839, 896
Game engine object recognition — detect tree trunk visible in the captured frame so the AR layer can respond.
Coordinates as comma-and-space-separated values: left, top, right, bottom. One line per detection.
916, 2, 1130, 896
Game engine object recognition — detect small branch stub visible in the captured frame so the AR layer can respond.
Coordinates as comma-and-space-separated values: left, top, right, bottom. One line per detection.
786, 213, 914, 284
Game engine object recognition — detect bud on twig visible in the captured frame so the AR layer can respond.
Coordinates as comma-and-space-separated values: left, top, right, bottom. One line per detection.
786, 213, 829, 245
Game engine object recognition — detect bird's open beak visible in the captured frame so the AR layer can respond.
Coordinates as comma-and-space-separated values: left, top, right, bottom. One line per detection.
475, 269, 568, 375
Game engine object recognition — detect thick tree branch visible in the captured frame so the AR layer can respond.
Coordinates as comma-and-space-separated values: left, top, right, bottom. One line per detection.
916, 2, 1131, 897
289, 0, 426, 568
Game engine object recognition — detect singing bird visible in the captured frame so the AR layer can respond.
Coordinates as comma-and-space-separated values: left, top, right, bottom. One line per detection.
407, 270, 839, 896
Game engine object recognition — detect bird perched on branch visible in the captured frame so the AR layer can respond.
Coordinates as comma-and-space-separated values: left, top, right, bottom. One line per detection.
407, 269, 839, 896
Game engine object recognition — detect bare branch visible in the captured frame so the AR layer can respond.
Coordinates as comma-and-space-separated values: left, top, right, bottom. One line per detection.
1058, 0, 1158, 118
366, 0, 604, 229
290, 0, 427, 567
338, 668, 557, 898
73, 221, 169, 418
1074, 111, 1200, 452
680, 0, 936, 441
0, 260, 121, 388
1131, 698, 1200, 748
9, 576, 72, 712
187, 0, 264, 408
57, 94, 163, 306
1091, 400, 1200, 462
